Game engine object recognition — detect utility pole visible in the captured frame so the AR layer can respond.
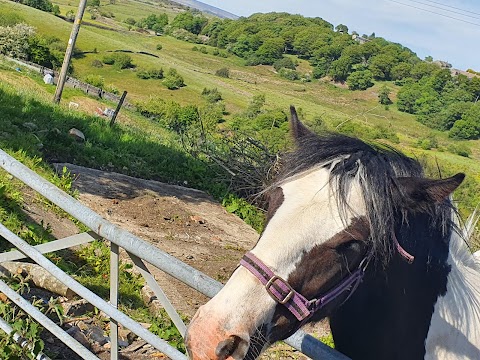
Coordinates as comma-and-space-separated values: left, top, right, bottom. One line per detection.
53, 0, 87, 104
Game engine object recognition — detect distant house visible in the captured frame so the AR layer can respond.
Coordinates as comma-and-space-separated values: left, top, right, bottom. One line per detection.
450, 68, 479, 79
433, 60, 452, 69
352, 34, 369, 44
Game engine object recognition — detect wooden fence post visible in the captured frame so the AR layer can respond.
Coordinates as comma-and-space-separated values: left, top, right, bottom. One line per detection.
110, 91, 128, 127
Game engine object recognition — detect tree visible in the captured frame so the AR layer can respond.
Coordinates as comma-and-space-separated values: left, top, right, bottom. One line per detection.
410, 61, 438, 80
22, 0, 53, 12
329, 56, 353, 82
0, 23, 35, 59
397, 82, 422, 113
449, 119, 480, 140
335, 24, 348, 34
391, 62, 412, 80
347, 70, 373, 90
378, 85, 392, 104
255, 37, 285, 65
368, 54, 397, 80
170, 11, 207, 35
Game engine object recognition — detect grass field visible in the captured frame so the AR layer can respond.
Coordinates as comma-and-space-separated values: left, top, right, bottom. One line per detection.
1, 0, 480, 213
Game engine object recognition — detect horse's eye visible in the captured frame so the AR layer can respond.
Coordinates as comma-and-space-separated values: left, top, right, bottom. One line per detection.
335, 240, 362, 253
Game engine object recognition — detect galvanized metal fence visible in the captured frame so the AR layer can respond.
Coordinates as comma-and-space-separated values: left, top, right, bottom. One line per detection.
0, 148, 349, 360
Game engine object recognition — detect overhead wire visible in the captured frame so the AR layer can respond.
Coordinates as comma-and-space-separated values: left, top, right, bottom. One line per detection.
386, 0, 480, 27
420, 0, 480, 17
406, 0, 480, 20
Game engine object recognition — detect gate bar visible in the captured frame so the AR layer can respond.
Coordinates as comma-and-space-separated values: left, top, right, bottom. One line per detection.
0, 316, 52, 360
0, 279, 100, 360
128, 252, 187, 336
0, 149, 350, 360
0, 223, 187, 360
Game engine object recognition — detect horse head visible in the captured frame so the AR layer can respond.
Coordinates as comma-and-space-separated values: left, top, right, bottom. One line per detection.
185, 106, 464, 360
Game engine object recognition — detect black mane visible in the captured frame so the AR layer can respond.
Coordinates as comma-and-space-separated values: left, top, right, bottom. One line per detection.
274, 132, 452, 263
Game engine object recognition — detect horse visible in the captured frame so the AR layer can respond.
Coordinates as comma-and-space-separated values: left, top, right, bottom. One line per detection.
185, 106, 480, 360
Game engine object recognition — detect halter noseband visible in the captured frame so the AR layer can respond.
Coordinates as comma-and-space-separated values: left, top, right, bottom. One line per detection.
240, 237, 413, 322
240, 251, 372, 322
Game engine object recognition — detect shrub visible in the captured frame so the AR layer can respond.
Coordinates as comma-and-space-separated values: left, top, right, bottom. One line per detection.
0, 23, 36, 59
202, 88, 222, 103
102, 54, 115, 65
447, 143, 471, 157
156, 43, 163, 51
104, 84, 119, 94
91, 59, 103, 68
199, 46, 208, 54
84, 74, 105, 88
215, 67, 230, 78
113, 53, 132, 69
136, 68, 164, 79
278, 68, 299, 81
124, 17, 136, 26
162, 68, 185, 90
102, 53, 133, 69
273, 57, 296, 72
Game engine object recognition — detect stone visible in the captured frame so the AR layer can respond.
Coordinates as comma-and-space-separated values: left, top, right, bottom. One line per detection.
62, 299, 94, 317
66, 326, 90, 349
68, 128, 86, 142
86, 325, 108, 345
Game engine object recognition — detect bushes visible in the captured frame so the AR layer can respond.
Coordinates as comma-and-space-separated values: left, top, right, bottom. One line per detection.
273, 57, 296, 72
136, 68, 164, 79
102, 53, 133, 69
278, 68, 299, 81
202, 88, 222, 103
91, 59, 103, 68
215, 67, 230, 78
84, 74, 105, 88
162, 68, 185, 90
0, 23, 36, 59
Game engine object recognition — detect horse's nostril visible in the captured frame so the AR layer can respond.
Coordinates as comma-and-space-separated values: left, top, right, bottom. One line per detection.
215, 335, 243, 360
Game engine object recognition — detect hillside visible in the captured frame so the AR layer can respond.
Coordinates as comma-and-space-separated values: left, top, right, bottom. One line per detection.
0, 0, 479, 213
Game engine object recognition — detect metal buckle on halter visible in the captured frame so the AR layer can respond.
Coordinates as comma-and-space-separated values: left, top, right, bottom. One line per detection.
265, 275, 295, 305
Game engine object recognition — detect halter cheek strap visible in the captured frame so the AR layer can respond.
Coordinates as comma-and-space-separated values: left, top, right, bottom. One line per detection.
240, 252, 371, 322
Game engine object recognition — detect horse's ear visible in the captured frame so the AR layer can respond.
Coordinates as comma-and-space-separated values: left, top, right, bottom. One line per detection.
397, 173, 465, 205
290, 105, 313, 141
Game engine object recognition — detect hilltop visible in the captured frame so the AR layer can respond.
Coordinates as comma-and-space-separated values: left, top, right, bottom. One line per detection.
168, 0, 238, 19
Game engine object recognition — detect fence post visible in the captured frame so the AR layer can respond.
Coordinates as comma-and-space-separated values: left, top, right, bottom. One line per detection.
110, 91, 128, 127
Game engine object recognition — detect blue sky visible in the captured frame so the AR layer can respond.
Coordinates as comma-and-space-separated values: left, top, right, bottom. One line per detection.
200, 0, 480, 71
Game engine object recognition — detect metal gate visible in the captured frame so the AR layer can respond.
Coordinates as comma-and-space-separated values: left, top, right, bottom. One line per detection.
0, 148, 349, 360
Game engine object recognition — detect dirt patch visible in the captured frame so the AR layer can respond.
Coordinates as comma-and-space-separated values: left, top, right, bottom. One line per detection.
54, 163, 258, 316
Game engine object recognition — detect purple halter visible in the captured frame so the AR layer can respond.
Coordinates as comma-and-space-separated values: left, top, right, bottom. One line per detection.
240, 236, 413, 322
240, 251, 372, 322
